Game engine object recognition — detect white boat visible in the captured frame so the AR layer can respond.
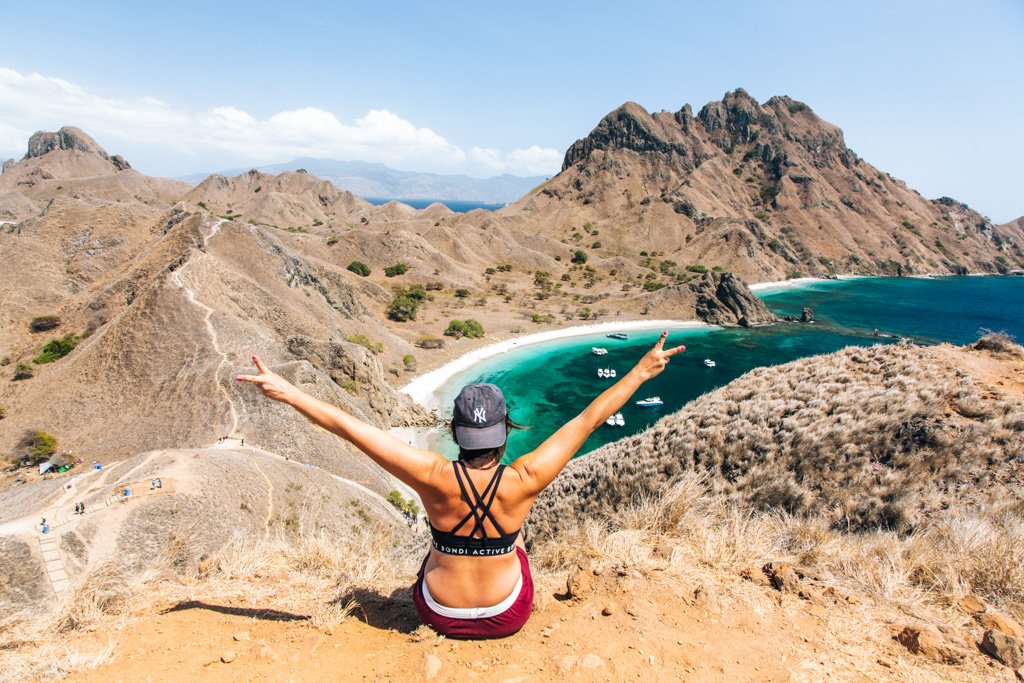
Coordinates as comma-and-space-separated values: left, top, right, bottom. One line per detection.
597, 368, 605, 378
592, 347, 608, 356
606, 332, 628, 340
704, 358, 716, 367
609, 369, 617, 378
635, 396, 663, 407
614, 413, 625, 426
605, 415, 617, 426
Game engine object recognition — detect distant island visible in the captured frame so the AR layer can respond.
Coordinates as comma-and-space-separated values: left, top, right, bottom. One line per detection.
176, 157, 546, 204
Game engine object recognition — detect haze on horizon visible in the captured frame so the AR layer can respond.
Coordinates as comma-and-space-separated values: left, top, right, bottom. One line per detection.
0, 0, 1021, 222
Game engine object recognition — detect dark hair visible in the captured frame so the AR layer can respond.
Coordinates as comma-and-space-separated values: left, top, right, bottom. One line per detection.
452, 414, 527, 467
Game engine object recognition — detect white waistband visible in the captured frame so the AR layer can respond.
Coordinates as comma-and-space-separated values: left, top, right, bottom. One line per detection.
422, 573, 523, 619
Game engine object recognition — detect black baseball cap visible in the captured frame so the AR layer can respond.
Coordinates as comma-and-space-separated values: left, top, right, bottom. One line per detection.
452, 383, 507, 450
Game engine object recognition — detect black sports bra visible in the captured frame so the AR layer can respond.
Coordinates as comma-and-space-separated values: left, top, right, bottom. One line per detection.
429, 461, 520, 556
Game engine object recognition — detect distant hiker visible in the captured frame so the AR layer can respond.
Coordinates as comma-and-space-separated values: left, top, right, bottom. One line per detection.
80, 502, 86, 514
151, 479, 156, 490
238, 334, 684, 639
74, 503, 80, 515
241, 438, 244, 446
156, 478, 162, 489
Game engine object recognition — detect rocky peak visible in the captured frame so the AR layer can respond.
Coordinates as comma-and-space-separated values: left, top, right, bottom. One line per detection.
24, 126, 131, 170
562, 102, 689, 170
688, 271, 777, 327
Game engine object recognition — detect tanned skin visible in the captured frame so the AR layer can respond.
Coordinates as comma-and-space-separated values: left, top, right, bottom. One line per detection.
238, 332, 685, 607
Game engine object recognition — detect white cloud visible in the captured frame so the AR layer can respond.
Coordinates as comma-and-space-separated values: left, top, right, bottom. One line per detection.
0, 66, 559, 176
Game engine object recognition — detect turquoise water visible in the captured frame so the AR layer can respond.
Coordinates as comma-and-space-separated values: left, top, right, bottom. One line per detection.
434, 276, 1024, 462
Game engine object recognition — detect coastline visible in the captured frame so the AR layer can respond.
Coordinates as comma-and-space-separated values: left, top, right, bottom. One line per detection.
399, 318, 708, 414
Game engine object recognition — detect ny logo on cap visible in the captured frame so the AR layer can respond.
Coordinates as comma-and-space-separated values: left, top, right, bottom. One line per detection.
473, 407, 487, 423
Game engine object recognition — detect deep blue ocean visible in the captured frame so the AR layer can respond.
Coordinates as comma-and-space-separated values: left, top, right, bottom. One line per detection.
363, 197, 503, 212
432, 276, 1024, 462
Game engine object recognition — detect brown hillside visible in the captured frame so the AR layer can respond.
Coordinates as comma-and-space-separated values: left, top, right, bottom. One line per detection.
500, 90, 1024, 282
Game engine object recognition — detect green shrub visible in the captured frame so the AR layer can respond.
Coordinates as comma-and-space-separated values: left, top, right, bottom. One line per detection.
787, 269, 805, 279
531, 313, 555, 324
29, 315, 61, 333
387, 295, 419, 322
0, 405, 6, 419
415, 336, 445, 350
496, 264, 513, 272
571, 250, 588, 264
591, 242, 602, 249
787, 101, 807, 114
686, 264, 709, 274
402, 354, 416, 371
384, 262, 409, 277
326, 234, 339, 246
197, 201, 207, 209
425, 281, 445, 291
24, 430, 57, 460
33, 334, 78, 364
754, 210, 771, 223
643, 281, 666, 292
0, 356, 10, 366
454, 288, 471, 299
339, 379, 357, 394
13, 364, 33, 380
347, 334, 383, 355
347, 261, 371, 277
444, 319, 484, 339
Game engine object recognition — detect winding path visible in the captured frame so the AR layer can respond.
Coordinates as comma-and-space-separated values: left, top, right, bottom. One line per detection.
169, 219, 239, 437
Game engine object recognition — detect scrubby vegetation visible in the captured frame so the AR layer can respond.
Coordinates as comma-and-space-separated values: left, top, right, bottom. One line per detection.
386, 285, 428, 322
346, 334, 383, 355
29, 315, 61, 333
383, 263, 409, 277
33, 334, 79, 364
444, 319, 484, 339
12, 364, 34, 381
346, 261, 371, 276
534, 341, 1024, 535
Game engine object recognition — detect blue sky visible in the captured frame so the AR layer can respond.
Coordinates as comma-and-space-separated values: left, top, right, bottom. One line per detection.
1, 1, 1021, 220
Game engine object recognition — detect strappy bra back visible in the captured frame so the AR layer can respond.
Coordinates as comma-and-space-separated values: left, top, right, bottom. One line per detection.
429, 461, 521, 556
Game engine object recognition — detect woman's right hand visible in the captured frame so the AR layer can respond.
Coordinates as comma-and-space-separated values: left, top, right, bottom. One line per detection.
236, 355, 300, 404
633, 331, 686, 382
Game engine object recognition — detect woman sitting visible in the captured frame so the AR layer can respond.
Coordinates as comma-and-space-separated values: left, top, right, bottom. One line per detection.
237, 331, 684, 638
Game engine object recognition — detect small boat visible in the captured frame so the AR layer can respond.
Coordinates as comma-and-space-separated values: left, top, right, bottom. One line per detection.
614, 413, 625, 426
597, 368, 606, 378
609, 369, 617, 378
704, 358, 716, 368
636, 396, 663, 407
605, 415, 617, 426
606, 332, 628, 340
592, 347, 608, 356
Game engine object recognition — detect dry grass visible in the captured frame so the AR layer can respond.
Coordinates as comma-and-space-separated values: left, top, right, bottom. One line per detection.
0, 507, 422, 681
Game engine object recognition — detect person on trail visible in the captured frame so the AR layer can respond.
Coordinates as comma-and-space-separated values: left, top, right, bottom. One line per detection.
237, 332, 684, 639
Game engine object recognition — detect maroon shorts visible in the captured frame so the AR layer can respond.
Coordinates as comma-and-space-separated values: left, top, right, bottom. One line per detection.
412, 546, 534, 639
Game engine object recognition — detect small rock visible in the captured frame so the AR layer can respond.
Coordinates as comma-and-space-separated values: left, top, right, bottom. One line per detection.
422, 654, 443, 680
558, 655, 579, 673
566, 562, 593, 598
980, 630, 1024, 671
978, 613, 1024, 638
798, 587, 827, 607
221, 651, 237, 664
957, 594, 988, 615
602, 603, 617, 616
740, 566, 771, 587
693, 585, 721, 614
763, 562, 801, 593
233, 631, 250, 642
894, 625, 968, 664
581, 654, 605, 669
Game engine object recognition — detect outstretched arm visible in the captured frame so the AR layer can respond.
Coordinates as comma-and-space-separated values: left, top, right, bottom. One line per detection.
509, 332, 685, 495
236, 356, 447, 492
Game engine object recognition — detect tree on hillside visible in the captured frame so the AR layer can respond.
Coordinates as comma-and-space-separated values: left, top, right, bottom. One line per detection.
15, 430, 57, 465
347, 261, 371, 277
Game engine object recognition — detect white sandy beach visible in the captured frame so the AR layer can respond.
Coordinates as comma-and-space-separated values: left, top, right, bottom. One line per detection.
392, 276, 836, 449
400, 318, 707, 413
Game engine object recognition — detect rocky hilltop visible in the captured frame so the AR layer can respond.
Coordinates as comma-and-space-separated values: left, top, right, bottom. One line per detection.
502, 90, 1024, 282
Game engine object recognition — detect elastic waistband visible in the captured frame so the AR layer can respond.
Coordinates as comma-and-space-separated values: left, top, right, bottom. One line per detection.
421, 572, 523, 619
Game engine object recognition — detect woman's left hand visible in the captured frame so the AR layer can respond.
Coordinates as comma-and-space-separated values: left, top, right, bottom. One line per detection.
633, 331, 686, 382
